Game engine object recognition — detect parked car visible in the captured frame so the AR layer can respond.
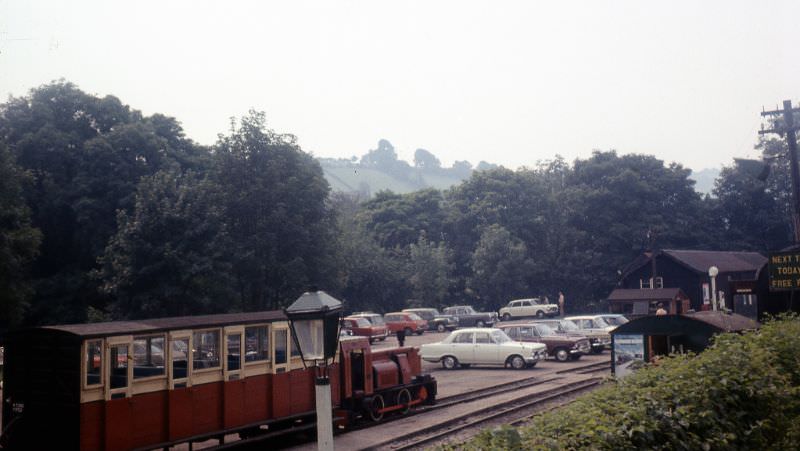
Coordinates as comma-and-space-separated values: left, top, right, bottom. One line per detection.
383, 312, 428, 335
402, 308, 458, 332
597, 314, 630, 327
531, 318, 603, 353
342, 316, 389, 343
497, 322, 591, 361
498, 298, 560, 320
563, 315, 615, 353
420, 328, 547, 370
442, 305, 498, 327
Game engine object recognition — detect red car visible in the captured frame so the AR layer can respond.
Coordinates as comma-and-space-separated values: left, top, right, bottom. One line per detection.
384, 312, 428, 335
342, 316, 389, 343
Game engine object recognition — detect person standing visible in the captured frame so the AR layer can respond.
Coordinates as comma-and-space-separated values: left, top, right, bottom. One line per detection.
396, 328, 406, 347
558, 291, 565, 317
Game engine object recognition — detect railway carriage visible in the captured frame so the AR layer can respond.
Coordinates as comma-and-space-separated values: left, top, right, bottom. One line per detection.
1, 311, 436, 450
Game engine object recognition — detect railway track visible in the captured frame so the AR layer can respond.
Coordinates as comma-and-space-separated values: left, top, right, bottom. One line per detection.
375, 377, 603, 451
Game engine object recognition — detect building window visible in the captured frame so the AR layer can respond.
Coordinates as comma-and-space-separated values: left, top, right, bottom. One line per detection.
654, 277, 664, 288
640, 278, 651, 289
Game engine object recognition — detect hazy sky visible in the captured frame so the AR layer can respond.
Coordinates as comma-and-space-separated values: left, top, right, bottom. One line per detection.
2, 1, 798, 171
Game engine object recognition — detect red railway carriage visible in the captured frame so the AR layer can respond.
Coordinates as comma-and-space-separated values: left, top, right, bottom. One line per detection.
0, 311, 436, 450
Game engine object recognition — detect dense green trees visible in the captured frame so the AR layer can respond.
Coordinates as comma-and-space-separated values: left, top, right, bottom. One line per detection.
1, 80, 796, 326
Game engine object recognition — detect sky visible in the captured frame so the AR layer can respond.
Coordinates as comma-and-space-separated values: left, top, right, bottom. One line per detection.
1, 1, 798, 172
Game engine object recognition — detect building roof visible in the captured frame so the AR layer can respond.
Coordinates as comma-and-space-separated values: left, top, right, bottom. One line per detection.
623, 249, 766, 278
662, 249, 766, 274
607, 288, 686, 302
611, 311, 759, 336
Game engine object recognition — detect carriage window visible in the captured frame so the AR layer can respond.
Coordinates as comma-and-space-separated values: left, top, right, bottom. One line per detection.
85, 340, 102, 386
245, 326, 270, 362
133, 335, 165, 379
172, 338, 189, 379
227, 334, 241, 371
110, 344, 128, 389
193, 330, 220, 370
275, 329, 288, 364
290, 329, 301, 357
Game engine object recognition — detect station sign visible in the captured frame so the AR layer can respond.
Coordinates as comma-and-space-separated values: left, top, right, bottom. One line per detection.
768, 250, 800, 291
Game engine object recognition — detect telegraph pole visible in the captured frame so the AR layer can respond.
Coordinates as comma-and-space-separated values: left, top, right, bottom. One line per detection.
761, 100, 800, 244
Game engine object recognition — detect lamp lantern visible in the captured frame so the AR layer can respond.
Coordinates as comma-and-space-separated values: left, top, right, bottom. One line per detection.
284, 291, 343, 451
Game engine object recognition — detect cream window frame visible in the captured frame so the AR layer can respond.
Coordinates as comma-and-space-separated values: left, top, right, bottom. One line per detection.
82, 338, 105, 390
105, 335, 133, 400
168, 330, 193, 389
224, 326, 244, 381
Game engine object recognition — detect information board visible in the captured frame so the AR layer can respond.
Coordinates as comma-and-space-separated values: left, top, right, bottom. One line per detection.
768, 251, 800, 291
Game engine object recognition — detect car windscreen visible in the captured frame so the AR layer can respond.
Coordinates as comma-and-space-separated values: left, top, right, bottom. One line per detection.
491, 330, 512, 343
464, 306, 477, 314
367, 316, 385, 325
533, 323, 556, 335
354, 318, 371, 327
560, 320, 580, 332
593, 317, 610, 328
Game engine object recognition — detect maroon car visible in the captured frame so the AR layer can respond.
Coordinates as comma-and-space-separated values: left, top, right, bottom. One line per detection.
342, 316, 389, 343
384, 312, 428, 335
497, 322, 591, 361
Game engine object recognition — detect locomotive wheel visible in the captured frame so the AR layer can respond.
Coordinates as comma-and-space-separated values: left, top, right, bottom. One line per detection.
554, 348, 570, 362
442, 355, 459, 370
436, 323, 446, 333
396, 388, 412, 414
508, 355, 526, 369
368, 394, 385, 422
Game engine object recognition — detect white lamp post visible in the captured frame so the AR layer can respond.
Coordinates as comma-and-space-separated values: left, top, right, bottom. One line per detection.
285, 291, 343, 451
708, 266, 719, 311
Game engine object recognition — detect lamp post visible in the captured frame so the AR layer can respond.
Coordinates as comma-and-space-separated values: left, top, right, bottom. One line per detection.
285, 291, 343, 451
708, 266, 719, 311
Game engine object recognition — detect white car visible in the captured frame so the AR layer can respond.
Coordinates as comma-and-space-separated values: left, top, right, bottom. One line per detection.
563, 315, 615, 353
420, 328, 547, 370
499, 298, 560, 320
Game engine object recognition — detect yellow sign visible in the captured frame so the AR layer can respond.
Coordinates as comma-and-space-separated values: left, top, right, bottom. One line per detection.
768, 251, 800, 291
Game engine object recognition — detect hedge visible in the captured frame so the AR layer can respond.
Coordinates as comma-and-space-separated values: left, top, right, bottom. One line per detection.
452, 315, 800, 450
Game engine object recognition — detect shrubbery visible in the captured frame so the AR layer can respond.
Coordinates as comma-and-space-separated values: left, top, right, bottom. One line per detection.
454, 316, 800, 450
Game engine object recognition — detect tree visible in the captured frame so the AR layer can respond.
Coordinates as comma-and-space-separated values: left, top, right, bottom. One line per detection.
98, 170, 235, 318
408, 232, 454, 306
0, 143, 41, 329
413, 148, 441, 169
214, 111, 338, 311
468, 225, 531, 311
358, 188, 446, 250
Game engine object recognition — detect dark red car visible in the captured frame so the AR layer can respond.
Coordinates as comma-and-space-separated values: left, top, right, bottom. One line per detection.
342, 316, 389, 343
383, 312, 428, 335
497, 322, 592, 361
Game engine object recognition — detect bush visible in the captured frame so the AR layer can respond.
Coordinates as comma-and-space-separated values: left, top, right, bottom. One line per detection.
455, 316, 800, 450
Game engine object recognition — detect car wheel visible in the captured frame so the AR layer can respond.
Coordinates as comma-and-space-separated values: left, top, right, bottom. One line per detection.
476, 320, 486, 328
436, 323, 446, 333
554, 348, 570, 362
404, 327, 413, 336
502, 313, 511, 321
508, 355, 526, 370
536, 310, 545, 318
442, 355, 459, 370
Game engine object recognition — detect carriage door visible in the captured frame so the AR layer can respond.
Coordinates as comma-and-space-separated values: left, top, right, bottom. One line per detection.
224, 326, 244, 381
105, 335, 133, 400
104, 335, 133, 451
168, 330, 192, 389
